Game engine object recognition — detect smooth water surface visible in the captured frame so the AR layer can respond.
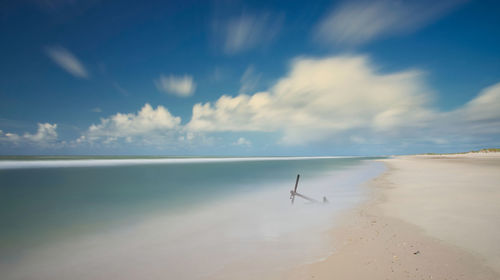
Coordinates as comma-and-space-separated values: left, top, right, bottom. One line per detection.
0, 157, 385, 279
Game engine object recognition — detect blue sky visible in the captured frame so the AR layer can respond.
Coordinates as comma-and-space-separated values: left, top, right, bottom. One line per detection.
0, 0, 499, 155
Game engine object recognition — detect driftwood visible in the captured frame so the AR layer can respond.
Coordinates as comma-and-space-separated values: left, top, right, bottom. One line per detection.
290, 174, 328, 204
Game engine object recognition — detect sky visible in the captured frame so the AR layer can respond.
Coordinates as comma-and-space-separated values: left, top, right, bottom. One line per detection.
0, 0, 499, 156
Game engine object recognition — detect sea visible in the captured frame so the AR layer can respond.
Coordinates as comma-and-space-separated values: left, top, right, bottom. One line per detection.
0, 156, 385, 280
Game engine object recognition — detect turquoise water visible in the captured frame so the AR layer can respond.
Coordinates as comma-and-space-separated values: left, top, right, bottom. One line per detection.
0, 157, 384, 279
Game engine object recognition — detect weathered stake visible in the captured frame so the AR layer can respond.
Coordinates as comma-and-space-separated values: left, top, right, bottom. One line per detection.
291, 174, 300, 204
290, 173, 328, 204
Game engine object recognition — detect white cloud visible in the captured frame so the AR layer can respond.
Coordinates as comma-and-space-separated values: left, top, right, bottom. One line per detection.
74, 104, 221, 150
81, 103, 181, 145
91, 107, 102, 113
155, 74, 196, 97
214, 12, 284, 54
187, 55, 433, 145
441, 82, 500, 136
45, 46, 89, 78
69, 54, 500, 151
24, 123, 58, 142
457, 82, 500, 123
0, 123, 58, 146
5, 133, 21, 142
314, 0, 467, 46
234, 137, 252, 147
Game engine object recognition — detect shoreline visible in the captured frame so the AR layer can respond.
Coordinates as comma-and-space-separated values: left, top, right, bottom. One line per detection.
0, 156, 374, 170
1, 158, 383, 280
2, 154, 499, 279
288, 154, 500, 279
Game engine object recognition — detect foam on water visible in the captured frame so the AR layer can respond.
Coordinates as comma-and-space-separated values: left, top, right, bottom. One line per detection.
0, 156, 352, 170
1, 160, 385, 280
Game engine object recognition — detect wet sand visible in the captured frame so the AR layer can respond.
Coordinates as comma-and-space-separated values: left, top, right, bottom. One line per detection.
288, 153, 500, 279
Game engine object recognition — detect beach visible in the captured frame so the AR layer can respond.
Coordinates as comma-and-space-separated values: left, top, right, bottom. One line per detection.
289, 153, 500, 279
1, 154, 500, 279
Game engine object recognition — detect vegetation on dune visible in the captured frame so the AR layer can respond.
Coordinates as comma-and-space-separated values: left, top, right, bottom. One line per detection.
473, 148, 500, 153
422, 148, 500, 155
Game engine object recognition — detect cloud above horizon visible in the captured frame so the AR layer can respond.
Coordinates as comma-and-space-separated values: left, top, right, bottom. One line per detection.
234, 137, 252, 147
45, 46, 89, 78
155, 74, 196, 97
314, 0, 467, 46
439, 83, 500, 137
187, 55, 434, 145
7, 54, 499, 152
65, 54, 500, 150
0, 123, 59, 147
185, 54, 499, 147
76, 103, 182, 147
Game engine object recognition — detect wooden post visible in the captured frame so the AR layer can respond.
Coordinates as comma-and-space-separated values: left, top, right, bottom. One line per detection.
291, 174, 300, 204
290, 174, 324, 204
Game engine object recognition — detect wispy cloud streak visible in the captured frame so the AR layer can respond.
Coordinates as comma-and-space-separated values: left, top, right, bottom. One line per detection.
45, 46, 89, 78
314, 0, 467, 46
155, 74, 196, 97
213, 12, 284, 54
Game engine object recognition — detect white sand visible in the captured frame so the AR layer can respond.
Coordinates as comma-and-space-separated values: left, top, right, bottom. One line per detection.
380, 154, 500, 272
289, 153, 500, 279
